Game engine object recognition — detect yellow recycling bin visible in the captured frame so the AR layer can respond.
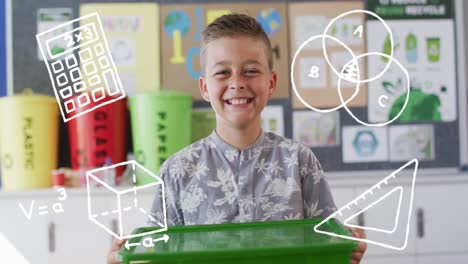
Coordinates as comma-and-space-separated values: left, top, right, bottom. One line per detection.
0, 89, 59, 190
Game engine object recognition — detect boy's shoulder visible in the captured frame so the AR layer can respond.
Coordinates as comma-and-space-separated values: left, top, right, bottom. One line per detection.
158, 135, 214, 173
264, 132, 317, 158
264, 131, 305, 149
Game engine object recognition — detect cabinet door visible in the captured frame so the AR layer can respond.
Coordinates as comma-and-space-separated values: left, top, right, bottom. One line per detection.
0, 196, 49, 263
116, 192, 156, 238
331, 186, 355, 209
48, 194, 110, 264
361, 255, 416, 264
415, 183, 468, 254
417, 254, 468, 264
355, 184, 417, 257
330, 186, 358, 224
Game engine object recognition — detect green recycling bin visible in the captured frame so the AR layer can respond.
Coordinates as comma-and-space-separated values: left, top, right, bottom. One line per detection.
118, 219, 357, 264
129, 91, 192, 185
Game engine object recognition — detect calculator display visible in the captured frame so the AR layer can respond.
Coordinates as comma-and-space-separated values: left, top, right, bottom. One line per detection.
46, 23, 98, 58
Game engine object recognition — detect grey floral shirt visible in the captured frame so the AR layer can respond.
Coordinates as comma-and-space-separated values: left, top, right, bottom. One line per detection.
149, 130, 337, 226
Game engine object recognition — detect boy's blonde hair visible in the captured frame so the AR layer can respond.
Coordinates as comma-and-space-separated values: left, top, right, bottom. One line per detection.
200, 13, 273, 72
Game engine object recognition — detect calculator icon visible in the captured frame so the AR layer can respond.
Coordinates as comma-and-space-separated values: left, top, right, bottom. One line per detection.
36, 12, 125, 122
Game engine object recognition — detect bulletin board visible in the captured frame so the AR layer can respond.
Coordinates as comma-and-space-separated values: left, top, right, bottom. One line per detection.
10, 0, 151, 96
288, 1, 367, 110
160, 2, 289, 100
0, 0, 6, 97
291, 0, 459, 172
8, 0, 462, 172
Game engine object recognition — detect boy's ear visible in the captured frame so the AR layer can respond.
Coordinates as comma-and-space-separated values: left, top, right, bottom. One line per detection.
268, 70, 278, 99
199, 76, 210, 102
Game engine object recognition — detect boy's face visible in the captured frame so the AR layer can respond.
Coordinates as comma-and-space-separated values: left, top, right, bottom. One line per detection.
199, 36, 277, 130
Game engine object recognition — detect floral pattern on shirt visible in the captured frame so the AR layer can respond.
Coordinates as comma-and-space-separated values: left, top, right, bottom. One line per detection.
149, 130, 337, 226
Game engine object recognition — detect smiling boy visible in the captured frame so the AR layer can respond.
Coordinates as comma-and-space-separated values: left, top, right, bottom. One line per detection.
108, 13, 366, 264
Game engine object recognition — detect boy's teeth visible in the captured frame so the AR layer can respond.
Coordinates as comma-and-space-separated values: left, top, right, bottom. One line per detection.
230, 99, 248, 105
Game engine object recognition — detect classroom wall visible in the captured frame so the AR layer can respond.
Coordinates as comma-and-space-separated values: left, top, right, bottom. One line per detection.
459, 0, 468, 166
7, 0, 464, 172
0, 0, 6, 97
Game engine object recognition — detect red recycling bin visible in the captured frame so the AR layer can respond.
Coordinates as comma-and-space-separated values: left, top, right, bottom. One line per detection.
67, 94, 128, 185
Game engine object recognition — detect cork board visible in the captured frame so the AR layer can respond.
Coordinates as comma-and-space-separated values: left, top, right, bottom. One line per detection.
288, 1, 367, 110
160, 2, 289, 100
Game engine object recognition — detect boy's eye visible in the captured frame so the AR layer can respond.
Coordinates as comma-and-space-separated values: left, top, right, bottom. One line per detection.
244, 69, 259, 75
215, 70, 229, 76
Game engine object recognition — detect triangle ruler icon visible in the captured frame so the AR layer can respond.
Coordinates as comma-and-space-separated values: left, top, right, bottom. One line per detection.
314, 159, 419, 250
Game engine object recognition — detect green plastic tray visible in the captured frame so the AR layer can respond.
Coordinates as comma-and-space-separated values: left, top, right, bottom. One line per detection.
118, 218, 357, 264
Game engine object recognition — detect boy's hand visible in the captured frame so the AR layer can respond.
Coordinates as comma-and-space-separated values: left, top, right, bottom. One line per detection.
349, 228, 367, 264
107, 238, 127, 264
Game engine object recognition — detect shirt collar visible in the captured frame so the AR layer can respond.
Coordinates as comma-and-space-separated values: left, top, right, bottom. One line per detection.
208, 129, 266, 154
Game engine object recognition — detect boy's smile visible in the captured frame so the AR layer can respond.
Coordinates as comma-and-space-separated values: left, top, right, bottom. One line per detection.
224, 97, 254, 107
199, 36, 277, 130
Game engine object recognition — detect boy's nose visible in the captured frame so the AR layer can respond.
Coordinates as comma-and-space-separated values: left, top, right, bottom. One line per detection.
229, 75, 246, 90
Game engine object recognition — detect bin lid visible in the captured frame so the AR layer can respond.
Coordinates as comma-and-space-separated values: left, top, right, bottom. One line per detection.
119, 219, 357, 262
0, 88, 56, 104
129, 90, 192, 100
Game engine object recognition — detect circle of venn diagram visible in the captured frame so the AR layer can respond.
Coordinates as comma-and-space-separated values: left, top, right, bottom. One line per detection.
290, 9, 410, 127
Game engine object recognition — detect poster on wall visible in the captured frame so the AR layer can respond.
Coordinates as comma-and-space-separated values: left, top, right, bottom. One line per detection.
161, 3, 289, 101
366, 0, 456, 123
288, 1, 367, 110
261, 105, 284, 137
0, 0, 6, 96
192, 108, 217, 143
292, 110, 339, 147
36, 8, 73, 61
342, 126, 388, 163
389, 124, 435, 162
80, 3, 160, 95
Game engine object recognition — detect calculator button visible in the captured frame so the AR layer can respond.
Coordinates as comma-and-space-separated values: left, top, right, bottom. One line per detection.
73, 81, 86, 93
56, 73, 68, 86
65, 55, 78, 68
88, 75, 101, 86
92, 87, 106, 101
94, 43, 105, 56
83, 61, 97, 75
64, 100, 76, 113
98, 56, 109, 69
77, 93, 90, 107
103, 69, 119, 95
79, 48, 93, 63
59, 86, 73, 99
52, 61, 64, 73
70, 68, 82, 82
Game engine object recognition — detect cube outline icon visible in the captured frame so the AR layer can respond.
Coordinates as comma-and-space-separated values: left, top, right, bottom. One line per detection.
86, 160, 167, 240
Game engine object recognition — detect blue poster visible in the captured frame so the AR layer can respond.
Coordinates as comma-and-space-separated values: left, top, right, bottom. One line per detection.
0, 0, 6, 96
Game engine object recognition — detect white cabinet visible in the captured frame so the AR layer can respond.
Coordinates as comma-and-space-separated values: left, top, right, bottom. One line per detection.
47, 194, 110, 264
46, 189, 156, 264
361, 255, 416, 264
331, 186, 355, 209
355, 184, 417, 257
351, 179, 468, 263
0, 189, 155, 264
118, 192, 156, 238
414, 183, 468, 254
0, 194, 49, 264
330, 186, 358, 225
1, 177, 467, 263
417, 254, 468, 264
